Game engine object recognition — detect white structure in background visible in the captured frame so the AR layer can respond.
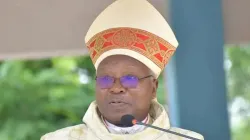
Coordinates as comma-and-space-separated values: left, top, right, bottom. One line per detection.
1, 0, 250, 60
78, 68, 90, 84
229, 97, 250, 128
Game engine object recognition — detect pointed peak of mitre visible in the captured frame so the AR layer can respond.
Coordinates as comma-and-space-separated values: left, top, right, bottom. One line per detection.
85, 0, 178, 78
85, 0, 178, 47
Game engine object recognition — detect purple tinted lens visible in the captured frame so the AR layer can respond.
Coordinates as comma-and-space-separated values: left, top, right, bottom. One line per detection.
96, 76, 114, 89
120, 75, 139, 88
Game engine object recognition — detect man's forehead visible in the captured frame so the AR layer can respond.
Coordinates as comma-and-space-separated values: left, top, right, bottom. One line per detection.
97, 55, 150, 70
99, 55, 141, 65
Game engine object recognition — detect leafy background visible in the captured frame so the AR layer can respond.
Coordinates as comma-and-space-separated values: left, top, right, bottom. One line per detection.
0, 46, 249, 140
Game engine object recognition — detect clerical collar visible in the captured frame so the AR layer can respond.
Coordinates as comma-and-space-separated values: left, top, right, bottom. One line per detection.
102, 115, 149, 134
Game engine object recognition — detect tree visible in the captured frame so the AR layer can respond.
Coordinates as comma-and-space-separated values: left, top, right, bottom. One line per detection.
225, 46, 250, 140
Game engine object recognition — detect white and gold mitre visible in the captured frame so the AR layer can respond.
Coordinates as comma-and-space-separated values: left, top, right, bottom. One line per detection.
85, 0, 178, 78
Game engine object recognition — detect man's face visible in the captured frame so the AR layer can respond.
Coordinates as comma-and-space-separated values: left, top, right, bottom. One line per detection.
95, 55, 158, 125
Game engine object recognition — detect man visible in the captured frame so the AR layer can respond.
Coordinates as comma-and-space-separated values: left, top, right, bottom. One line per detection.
41, 0, 204, 139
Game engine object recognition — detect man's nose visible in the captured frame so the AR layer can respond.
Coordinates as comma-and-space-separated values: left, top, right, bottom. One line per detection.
109, 79, 126, 94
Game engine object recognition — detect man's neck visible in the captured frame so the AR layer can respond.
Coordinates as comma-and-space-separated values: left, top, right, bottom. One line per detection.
102, 115, 150, 134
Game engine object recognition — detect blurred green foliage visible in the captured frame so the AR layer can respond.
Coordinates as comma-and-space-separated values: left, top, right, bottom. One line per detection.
0, 56, 166, 140
226, 47, 250, 101
0, 56, 96, 140
231, 118, 250, 140
225, 46, 250, 140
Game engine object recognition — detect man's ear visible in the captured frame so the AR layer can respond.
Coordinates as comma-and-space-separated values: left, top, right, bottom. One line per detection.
152, 79, 158, 99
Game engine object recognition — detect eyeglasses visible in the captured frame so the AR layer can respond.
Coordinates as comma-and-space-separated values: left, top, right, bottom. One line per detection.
95, 75, 153, 89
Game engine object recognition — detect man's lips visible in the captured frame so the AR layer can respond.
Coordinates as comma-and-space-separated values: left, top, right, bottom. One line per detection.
108, 99, 131, 106
107, 99, 131, 111
109, 100, 128, 104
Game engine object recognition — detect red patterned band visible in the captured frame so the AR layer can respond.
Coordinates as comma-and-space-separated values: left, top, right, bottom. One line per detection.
86, 28, 176, 69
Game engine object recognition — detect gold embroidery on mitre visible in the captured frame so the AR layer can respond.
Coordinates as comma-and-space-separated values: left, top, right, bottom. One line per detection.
86, 28, 176, 70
